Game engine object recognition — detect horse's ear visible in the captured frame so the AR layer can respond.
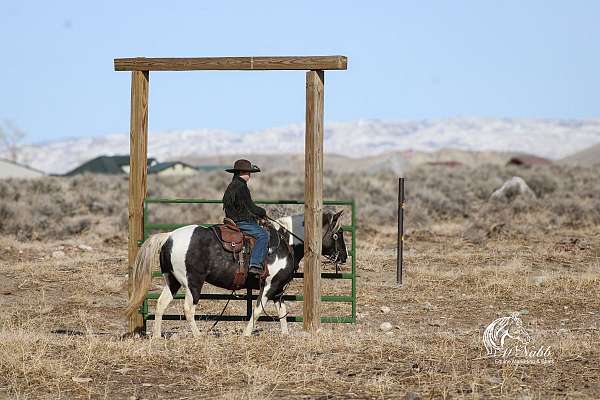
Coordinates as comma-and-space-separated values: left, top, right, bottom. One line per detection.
332, 210, 344, 232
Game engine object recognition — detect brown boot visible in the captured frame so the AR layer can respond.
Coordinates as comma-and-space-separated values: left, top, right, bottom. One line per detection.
259, 265, 269, 280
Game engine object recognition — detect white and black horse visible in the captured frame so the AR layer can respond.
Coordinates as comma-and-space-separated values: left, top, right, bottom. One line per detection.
125, 211, 347, 337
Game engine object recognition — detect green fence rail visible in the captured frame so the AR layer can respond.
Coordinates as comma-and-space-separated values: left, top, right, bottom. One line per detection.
139, 198, 356, 332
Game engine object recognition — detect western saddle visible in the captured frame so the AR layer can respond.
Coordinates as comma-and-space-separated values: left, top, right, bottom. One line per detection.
210, 218, 268, 289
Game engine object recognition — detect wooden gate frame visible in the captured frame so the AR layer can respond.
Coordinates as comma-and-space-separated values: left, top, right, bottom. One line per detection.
114, 56, 348, 334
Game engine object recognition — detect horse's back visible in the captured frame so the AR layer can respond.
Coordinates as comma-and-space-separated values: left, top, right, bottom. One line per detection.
166, 225, 200, 275
169, 224, 199, 241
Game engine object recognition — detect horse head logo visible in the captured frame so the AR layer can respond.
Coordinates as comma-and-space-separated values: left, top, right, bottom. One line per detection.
483, 313, 532, 356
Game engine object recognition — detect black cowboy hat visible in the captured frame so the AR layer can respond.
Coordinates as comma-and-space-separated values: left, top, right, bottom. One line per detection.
225, 159, 261, 173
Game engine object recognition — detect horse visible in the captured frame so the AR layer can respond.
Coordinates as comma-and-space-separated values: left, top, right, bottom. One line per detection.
125, 211, 348, 337
483, 313, 531, 356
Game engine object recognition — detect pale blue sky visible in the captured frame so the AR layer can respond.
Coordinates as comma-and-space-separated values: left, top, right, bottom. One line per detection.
1, 1, 599, 143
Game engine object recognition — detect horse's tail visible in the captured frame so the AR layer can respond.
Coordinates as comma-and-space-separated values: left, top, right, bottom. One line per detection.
124, 232, 171, 317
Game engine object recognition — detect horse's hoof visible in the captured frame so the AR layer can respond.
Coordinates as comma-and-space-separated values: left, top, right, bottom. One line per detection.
243, 329, 259, 337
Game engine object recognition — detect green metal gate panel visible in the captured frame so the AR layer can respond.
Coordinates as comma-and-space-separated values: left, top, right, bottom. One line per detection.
138, 198, 356, 332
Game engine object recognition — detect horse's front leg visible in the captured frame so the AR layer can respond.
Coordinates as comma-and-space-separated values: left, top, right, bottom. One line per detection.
243, 286, 270, 337
274, 300, 289, 335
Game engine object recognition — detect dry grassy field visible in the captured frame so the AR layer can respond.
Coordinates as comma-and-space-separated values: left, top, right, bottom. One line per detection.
1, 165, 599, 399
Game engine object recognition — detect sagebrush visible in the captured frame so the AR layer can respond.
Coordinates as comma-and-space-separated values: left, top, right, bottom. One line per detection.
0, 164, 598, 240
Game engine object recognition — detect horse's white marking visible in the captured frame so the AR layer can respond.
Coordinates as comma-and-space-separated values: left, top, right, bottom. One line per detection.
270, 255, 290, 335
243, 254, 289, 336
244, 289, 270, 336
267, 252, 288, 278
275, 301, 289, 335
276, 215, 304, 246
153, 286, 173, 338
169, 225, 197, 288
168, 226, 204, 337
184, 289, 201, 337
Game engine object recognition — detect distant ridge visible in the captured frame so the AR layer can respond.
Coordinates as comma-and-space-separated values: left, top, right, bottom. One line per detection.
183, 148, 515, 175
5, 118, 600, 174
559, 143, 600, 166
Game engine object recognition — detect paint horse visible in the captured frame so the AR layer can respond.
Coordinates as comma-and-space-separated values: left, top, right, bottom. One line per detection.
125, 211, 347, 337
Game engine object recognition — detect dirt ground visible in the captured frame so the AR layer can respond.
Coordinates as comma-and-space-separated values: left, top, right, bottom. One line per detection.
0, 223, 599, 399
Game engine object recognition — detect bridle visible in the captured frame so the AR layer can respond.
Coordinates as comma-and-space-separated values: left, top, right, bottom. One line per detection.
324, 232, 342, 272
320, 216, 343, 272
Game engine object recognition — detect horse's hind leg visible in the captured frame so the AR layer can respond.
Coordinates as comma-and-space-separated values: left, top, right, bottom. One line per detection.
183, 288, 201, 337
153, 286, 173, 338
275, 300, 289, 335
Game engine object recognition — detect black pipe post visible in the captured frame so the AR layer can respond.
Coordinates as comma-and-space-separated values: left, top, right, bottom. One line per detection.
397, 177, 405, 286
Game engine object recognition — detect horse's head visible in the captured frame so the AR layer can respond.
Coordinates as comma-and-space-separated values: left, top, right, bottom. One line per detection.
322, 210, 348, 265
506, 313, 531, 344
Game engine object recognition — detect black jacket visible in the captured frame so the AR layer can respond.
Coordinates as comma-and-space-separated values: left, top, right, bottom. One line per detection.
223, 176, 267, 222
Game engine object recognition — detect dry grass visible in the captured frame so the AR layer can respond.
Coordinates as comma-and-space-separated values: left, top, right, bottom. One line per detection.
1, 224, 599, 399
0, 166, 599, 398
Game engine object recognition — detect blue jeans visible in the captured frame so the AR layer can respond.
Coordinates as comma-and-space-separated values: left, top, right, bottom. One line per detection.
236, 221, 269, 267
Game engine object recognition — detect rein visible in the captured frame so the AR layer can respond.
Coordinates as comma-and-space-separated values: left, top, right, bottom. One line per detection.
266, 216, 305, 243
267, 215, 341, 244
208, 227, 291, 333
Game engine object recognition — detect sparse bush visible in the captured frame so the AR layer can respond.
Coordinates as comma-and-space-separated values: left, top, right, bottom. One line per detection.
0, 164, 598, 239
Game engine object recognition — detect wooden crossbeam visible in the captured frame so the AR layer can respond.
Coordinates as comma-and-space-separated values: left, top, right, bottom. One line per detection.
114, 56, 347, 71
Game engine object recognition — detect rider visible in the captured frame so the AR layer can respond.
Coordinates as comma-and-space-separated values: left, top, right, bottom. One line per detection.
223, 159, 269, 277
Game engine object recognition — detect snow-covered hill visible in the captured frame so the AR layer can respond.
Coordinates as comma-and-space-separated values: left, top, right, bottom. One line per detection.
7, 118, 600, 174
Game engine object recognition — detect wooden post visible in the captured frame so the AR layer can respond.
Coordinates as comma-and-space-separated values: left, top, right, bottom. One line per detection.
128, 70, 149, 333
303, 70, 324, 332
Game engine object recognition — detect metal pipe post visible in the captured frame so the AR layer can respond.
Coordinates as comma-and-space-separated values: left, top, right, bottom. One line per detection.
397, 178, 405, 286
